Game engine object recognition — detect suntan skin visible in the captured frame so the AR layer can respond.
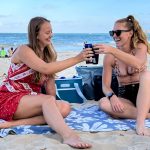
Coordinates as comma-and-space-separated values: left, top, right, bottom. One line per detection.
0, 18, 93, 149
94, 17, 150, 136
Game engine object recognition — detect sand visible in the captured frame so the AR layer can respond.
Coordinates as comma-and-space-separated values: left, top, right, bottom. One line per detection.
1, 130, 150, 150
0, 52, 150, 150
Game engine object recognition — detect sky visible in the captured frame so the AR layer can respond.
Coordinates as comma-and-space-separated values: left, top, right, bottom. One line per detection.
0, 0, 150, 33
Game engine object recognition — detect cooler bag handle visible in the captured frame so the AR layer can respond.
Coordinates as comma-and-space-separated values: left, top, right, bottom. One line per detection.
74, 83, 87, 102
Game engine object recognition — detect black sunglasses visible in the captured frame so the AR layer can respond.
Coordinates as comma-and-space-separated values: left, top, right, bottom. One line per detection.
109, 29, 131, 37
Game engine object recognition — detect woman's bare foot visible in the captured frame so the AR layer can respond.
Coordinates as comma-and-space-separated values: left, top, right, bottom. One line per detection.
136, 125, 150, 136
63, 133, 92, 149
1, 122, 91, 148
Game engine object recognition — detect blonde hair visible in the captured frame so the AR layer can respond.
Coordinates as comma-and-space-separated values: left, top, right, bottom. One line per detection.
28, 16, 57, 83
116, 15, 150, 54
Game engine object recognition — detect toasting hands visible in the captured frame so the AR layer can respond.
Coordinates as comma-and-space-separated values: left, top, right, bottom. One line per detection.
77, 47, 94, 62
93, 44, 115, 54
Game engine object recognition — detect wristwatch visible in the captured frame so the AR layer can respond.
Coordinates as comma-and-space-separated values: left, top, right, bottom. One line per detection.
106, 92, 114, 100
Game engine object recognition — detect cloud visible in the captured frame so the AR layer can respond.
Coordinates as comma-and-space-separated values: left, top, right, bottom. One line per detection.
0, 14, 11, 18
0, 21, 26, 33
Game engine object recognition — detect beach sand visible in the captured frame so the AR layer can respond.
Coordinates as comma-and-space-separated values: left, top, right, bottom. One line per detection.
1, 130, 150, 150
0, 52, 150, 150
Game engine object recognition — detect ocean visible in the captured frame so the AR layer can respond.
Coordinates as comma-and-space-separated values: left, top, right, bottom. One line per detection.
0, 33, 150, 52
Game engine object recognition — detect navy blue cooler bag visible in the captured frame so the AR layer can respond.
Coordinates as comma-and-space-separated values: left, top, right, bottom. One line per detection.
76, 66, 102, 100
76, 66, 118, 101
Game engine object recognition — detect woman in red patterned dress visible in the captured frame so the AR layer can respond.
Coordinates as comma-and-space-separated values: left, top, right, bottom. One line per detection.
0, 17, 93, 149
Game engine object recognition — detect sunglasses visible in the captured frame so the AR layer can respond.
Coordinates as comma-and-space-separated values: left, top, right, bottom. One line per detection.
109, 29, 131, 37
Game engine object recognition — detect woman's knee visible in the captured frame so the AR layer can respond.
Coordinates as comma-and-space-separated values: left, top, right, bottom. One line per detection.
99, 97, 110, 111
42, 96, 71, 117
57, 101, 71, 117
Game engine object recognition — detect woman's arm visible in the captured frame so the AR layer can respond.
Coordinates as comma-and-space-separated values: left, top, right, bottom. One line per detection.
102, 54, 125, 112
12, 45, 92, 75
45, 77, 56, 96
94, 43, 147, 70
102, 54, 114, 95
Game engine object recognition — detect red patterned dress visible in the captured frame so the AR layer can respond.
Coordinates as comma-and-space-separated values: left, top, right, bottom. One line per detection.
0, 63, 42, 121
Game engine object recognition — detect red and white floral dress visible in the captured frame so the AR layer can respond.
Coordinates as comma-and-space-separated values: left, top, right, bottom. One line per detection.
0, 63, 42, 121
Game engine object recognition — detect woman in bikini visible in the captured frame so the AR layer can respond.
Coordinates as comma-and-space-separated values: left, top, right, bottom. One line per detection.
0, 16, 92, 149
93, 15, 150, 136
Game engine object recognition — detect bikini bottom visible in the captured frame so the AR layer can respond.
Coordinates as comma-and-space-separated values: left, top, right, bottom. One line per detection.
118, 83, 139, 106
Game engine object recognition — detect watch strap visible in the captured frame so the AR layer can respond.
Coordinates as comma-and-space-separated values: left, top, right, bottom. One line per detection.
106, 92, 114, 100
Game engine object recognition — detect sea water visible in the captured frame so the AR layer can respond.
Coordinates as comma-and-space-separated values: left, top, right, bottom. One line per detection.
0, 33, 149, 53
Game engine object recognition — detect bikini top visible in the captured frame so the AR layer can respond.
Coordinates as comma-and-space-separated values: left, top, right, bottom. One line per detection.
113, 50, 138, 77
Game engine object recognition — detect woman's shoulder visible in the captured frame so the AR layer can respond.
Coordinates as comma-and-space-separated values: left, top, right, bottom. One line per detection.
18, 44, 32, 51
104, 54, 115, 62
132, 43, 148, 55
104, 54, 115, 66
11, 45, 33, 64
137, 42, 147, 50
16, 45, 34, 55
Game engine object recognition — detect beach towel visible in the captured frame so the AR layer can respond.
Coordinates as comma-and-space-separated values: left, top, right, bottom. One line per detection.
0, 101, 150, 138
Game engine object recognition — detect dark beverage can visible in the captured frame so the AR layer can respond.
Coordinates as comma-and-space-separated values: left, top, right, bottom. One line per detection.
84, 43, 99, 64
84, 43, 93, 49
84, 43, 93, 64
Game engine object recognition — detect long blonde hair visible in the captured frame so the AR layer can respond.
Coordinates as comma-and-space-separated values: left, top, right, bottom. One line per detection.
28, 16, 57, 83
116, 15, 150, 54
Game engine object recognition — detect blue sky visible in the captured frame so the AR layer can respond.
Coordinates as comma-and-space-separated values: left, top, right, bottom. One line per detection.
0, 0, 150, 33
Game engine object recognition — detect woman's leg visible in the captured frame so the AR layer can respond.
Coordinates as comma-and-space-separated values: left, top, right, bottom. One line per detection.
99, 97, 138, 118
3, 94, 91, 148
99, 97, 150, 119
0, 94, 70, 127
0, 100, 70, 128
0, 116, 46, 128
56, 100, 71, 117
136, 71, 150, 136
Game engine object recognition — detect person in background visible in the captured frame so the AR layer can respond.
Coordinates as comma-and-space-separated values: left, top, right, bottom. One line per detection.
0, 47, 7, 57
8, 47, 14, 57
0, 16, 93, 149
93, 15, 150, 136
